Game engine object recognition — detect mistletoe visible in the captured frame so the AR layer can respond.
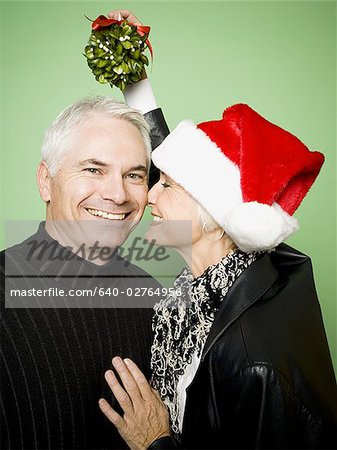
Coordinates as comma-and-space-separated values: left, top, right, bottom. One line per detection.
84, 15, 152, 91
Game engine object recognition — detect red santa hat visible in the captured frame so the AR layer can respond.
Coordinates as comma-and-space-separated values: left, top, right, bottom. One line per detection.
151, 104, 324, 252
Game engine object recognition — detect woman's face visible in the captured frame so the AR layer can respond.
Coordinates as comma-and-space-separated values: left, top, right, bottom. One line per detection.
146, 172, 202, 248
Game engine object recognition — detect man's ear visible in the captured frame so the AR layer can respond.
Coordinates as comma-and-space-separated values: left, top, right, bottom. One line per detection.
36, 161, 51, 203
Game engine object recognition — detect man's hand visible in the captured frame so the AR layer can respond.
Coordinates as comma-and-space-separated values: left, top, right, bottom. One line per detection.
99, 357, 171, 450
108, 9, 142, 25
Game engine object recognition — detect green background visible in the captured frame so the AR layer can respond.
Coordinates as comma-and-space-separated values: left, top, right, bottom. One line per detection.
0, 1, 336, 372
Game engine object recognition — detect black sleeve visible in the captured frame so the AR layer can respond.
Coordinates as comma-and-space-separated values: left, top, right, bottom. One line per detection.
144, 108, 170, 188
147, 436, 179, 450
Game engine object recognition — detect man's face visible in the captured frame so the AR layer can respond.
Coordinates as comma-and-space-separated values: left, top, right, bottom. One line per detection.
42, 113, 148, 252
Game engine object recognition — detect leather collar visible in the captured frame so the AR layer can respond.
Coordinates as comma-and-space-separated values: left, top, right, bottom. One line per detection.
201, 252, 278, 361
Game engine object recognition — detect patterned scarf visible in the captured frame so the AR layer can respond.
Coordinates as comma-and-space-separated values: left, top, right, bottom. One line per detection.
151, 249, 260, 435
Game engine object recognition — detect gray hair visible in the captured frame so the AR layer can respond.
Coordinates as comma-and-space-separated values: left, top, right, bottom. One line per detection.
197, 204, 237, 249
41, 96, 151, 176
197, 204, 221, 233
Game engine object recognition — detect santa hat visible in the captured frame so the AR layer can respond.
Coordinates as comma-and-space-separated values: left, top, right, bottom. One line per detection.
151, 104, 324, 252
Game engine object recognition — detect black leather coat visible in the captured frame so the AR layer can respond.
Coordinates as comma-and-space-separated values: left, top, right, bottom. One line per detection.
144, 108, 170, 187
149, 244, 337, 449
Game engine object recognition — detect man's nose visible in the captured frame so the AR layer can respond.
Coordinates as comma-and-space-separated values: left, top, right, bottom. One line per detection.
147, 181, 160, 205
101, 175, 130, 205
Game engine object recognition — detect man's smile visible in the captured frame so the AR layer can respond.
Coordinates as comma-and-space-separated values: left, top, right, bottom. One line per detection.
85, 208, 132, 220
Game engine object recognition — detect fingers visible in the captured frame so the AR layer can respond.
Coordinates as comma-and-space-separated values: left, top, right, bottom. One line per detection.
107, 10, 141, 25
101, 359, 170, 448
124, 358, 154, 401
98, 398, 125, 430
104, 369, 134, 415
151, 387, 162, 400
104, 356, 157, 412
112, 357, 143, 404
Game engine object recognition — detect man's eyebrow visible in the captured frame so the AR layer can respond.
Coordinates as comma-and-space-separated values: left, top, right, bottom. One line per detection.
79, 159, 109, 167
78, 160, 148, 172
127, 165, 148, 172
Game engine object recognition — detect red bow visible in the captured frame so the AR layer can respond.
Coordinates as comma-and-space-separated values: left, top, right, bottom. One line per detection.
92, 15, 153, 60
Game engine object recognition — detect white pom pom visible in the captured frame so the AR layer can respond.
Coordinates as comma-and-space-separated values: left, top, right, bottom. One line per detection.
223, 202, 298, 252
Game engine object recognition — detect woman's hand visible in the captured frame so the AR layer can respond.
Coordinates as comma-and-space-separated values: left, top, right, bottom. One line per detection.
107, 9, 142, 25
99, 357, 171, 450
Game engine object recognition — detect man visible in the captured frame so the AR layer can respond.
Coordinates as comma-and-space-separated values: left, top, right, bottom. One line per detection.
0, 76, 169, 449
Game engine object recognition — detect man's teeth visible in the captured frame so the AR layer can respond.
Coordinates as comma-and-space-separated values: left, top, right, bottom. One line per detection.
87, 208, 126, 220
153, 215, 163, 222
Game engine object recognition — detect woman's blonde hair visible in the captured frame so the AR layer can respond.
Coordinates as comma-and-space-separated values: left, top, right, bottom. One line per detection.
197, 204, 237, 249
197, 204, 220, 233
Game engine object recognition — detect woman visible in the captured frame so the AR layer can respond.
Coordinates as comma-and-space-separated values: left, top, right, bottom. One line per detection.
99, 104, 337, 449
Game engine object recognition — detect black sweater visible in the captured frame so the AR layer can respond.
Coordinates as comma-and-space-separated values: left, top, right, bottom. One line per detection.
0, 222, 163, 449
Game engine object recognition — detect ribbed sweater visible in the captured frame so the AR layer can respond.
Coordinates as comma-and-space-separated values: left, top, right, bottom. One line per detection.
0, 223, 160, 449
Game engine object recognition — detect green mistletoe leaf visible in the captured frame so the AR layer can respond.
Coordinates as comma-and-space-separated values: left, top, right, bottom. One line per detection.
84, 18, 151, 91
